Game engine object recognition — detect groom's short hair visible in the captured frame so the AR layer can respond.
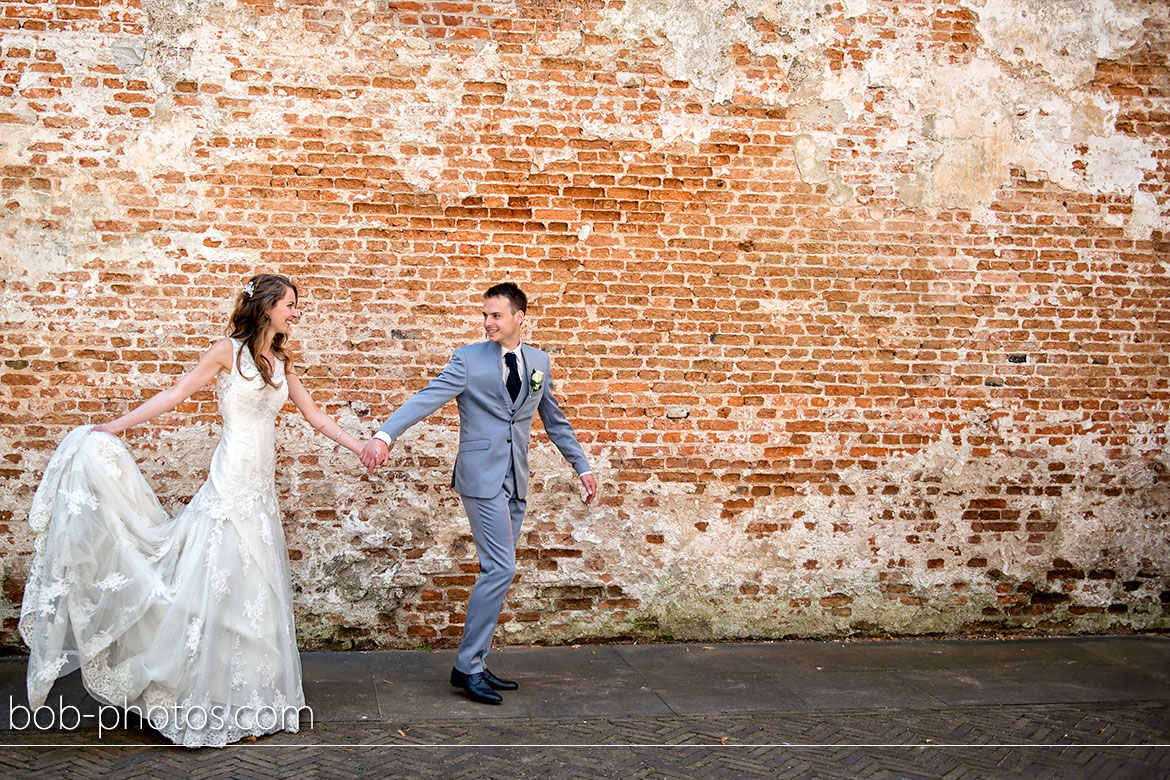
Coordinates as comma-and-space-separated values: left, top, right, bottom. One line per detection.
485, 282, 527, 313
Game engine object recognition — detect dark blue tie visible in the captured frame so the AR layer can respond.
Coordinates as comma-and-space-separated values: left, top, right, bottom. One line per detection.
505, 352, 521, 402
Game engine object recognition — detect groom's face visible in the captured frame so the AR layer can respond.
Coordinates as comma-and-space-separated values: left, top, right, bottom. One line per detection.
483, 295, 524, 349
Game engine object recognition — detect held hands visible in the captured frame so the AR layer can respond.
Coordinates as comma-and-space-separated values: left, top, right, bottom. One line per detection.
359, 438, 392, 474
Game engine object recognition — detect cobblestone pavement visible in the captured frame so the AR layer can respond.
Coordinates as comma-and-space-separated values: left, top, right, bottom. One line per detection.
2, 636, 1168, 778
2, 704, 1168, 778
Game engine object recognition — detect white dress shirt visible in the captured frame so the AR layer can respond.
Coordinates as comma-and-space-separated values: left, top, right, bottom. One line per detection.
502, 342, 524, 389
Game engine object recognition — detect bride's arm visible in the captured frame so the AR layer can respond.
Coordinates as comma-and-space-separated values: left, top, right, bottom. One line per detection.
94, 338, 235, 435
285, 369, 364, 456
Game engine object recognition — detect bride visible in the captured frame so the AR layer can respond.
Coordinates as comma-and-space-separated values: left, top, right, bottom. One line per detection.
19, 274, 364, 747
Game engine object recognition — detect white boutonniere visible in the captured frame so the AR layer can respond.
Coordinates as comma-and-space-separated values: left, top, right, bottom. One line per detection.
529, 370, 543, 393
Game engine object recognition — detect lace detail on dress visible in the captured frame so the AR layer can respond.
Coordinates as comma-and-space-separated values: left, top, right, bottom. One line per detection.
185, 618, 204, 659
82, 648, 136, 702
211, 568, 231, 603
19, 338, 303, 748
94, 435, 124, 480
63, 487, 99, 517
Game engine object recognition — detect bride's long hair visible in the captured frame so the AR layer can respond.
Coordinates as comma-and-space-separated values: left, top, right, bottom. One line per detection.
228, 273, 297, 388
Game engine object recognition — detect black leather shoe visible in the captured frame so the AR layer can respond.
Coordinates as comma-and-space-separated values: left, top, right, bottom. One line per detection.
482, 668, 518, 691
450, 668, 503, 704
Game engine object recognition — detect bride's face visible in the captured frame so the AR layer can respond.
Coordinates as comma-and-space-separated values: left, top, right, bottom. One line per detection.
268, 287, 300, 336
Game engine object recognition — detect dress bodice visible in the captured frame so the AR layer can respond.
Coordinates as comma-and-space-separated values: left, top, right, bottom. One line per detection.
208, 340, 288, 505
218, 339, 288, 431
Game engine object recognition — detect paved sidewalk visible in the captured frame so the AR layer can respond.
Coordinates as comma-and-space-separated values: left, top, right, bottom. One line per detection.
1, 635, 1168, 778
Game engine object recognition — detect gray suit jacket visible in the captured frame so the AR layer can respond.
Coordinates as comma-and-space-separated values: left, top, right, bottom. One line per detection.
378, 341, 591, 500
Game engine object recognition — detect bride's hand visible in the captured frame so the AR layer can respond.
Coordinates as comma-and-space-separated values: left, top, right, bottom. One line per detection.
92, 423, 119, 435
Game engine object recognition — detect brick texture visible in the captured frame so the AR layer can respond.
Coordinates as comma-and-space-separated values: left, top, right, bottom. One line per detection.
0, 0, 1168, 650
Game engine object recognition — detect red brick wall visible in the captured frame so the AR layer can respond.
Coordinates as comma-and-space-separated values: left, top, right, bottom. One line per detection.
1, 0, 1168, 650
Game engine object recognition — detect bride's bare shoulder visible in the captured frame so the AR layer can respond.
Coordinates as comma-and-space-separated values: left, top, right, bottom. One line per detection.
207, 337, 236, 355
204, 338, 236, 370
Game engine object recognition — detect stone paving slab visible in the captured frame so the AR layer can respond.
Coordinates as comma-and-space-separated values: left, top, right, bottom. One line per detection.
0, 636, 1167, 778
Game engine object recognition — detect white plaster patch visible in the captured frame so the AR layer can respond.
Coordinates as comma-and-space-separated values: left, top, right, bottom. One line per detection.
401, 154, 448, 194
843, 0, 869, 18
793, 133, 853, 206
600, 0, 834, 102
122, 117, 199, 175
1080, 133, 1159, 195
971, 0, 1149, 90
793, 134, 829, 184
458, 41, 505, 82
537, 31, 584, 58
596, 0, 1161, 229
0, 202, 74, 284
1123, 190, 1167, 240
658, 113, 713, 145
109, 38, 146, 72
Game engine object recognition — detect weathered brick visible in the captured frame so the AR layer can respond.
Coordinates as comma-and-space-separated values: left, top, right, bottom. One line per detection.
0, 0, 1167, 653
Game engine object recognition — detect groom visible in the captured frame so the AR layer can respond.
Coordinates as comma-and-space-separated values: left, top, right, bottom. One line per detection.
360, 282, 597, 704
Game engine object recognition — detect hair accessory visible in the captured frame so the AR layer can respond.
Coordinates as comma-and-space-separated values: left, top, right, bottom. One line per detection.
243, 281, 255, 298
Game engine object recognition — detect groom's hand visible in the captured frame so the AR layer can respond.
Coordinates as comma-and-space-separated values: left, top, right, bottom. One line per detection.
580, 473, 597, 505
360, 438, 391, 474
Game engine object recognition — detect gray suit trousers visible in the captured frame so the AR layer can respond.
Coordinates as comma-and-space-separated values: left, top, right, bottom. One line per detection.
455, 463, 526, 674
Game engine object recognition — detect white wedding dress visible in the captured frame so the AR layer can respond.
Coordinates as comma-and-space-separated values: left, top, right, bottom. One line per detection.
19, 339, 305, 747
